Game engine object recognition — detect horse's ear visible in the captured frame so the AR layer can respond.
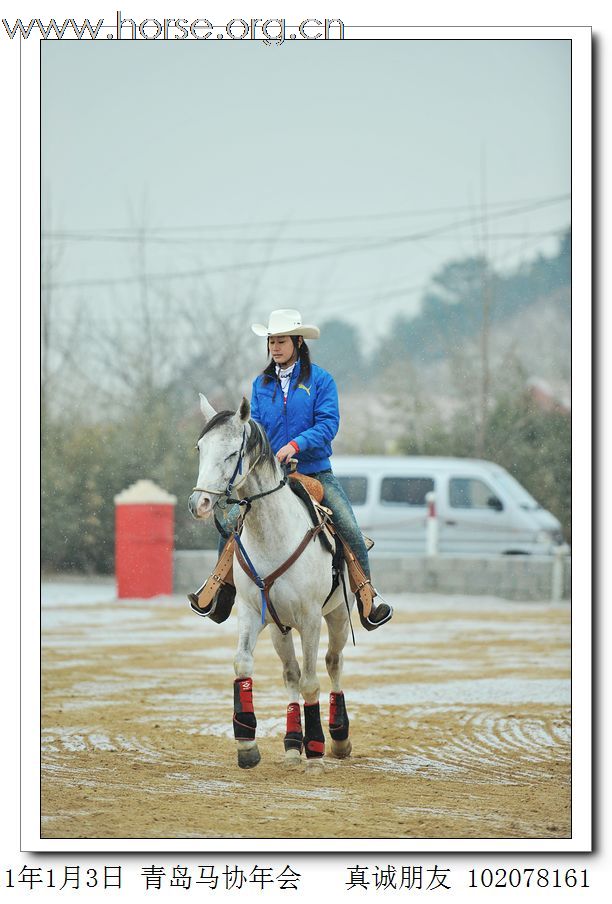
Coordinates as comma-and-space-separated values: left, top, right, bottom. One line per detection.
235, 396, 250, 424
199, 393, 217, 423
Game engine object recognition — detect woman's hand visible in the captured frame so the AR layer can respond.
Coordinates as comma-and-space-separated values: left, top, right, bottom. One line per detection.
276, 443, 297, 464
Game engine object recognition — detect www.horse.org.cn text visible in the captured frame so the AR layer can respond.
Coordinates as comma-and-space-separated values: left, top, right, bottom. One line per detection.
1, 15, 346, 43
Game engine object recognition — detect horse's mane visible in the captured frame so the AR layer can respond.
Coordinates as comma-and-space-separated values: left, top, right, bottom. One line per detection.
197, 410, 233, 442
198, 411, 278, 474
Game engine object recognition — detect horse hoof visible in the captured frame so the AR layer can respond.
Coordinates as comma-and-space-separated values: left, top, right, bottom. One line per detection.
237, 745, 261, 769
330, 739, 352, 759
284, 748, 302, 768
305, 757, 325, 773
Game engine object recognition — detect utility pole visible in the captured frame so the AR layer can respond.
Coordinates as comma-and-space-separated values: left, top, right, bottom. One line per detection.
478, 146, 492, 457
135, 200, 155, 403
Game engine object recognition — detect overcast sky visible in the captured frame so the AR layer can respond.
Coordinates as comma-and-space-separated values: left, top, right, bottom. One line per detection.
41, 38, 570, 342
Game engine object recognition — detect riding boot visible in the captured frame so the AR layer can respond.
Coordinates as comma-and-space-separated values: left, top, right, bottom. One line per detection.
355, 583, 393, 632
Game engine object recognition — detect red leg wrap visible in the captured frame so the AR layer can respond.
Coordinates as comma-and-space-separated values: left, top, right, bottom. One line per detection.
235, 677, 254, 713
284, 702, 303, 754
286, 702, 302, 734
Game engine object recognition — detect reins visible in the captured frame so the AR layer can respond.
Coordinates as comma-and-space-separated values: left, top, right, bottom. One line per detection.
193, 469, 288, 513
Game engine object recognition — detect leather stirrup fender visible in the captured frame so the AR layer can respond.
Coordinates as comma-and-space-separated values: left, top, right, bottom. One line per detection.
188, 534, 236, 614
335, 535, 376, 620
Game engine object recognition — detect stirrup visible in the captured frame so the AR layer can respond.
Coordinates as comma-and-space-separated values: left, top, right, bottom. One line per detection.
358, 601, 394, 632
188, 584, 236, 624
188, 593, 215, 618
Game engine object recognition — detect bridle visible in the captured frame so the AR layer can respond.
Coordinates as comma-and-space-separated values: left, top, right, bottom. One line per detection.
192, 421, 287, 513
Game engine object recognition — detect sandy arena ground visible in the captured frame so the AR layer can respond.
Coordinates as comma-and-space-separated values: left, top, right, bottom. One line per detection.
41, 580, 570, 841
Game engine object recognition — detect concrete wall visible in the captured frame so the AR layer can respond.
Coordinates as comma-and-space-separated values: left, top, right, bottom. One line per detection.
174, 550, 570, 602
176, 550, 219, 594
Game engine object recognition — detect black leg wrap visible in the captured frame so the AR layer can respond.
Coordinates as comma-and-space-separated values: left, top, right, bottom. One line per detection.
303, 702, 325, 759
284, 732, 304, 754
329, 691, 350, 742
233, 711, 257, 741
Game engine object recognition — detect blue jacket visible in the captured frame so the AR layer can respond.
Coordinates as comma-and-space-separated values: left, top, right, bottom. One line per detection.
250, 361, 339, 475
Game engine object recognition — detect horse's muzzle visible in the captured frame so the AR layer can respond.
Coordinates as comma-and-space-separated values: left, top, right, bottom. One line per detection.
188, 490, 215, 519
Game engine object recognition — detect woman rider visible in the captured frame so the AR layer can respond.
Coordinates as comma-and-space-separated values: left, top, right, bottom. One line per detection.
214, 308, 392, 631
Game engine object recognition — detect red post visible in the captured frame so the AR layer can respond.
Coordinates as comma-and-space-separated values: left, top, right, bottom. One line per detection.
426, 493, 436, 519
425, 491, 438, 556
114, 479, 177, 599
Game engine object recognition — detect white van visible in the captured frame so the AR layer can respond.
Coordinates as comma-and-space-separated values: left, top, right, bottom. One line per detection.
332, 456, 564, 555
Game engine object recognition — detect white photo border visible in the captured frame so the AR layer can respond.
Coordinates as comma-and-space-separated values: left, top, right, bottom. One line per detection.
19, 21, 591, 853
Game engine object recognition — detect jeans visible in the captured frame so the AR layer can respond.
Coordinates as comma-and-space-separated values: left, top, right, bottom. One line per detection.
214, 469, 370, 579
309, 470, 370, 578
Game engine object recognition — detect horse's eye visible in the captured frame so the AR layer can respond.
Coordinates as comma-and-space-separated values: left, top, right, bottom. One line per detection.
225, 451, 238, 461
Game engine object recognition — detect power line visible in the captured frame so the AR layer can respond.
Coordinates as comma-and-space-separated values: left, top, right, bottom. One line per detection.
41, 192, 569, 236
44, 197, 570, 291
41, 227, 568, 246
290, 231, 570, 315
44, 228, 568, 328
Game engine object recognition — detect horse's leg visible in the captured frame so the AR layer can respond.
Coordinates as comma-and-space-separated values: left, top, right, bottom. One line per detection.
233, 602, 264, 769
299, 615, 325, 772
324, 604, 352, 759
270, 628, 303, 766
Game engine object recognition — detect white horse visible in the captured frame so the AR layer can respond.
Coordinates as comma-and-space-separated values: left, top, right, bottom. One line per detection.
188, 394, 352, 771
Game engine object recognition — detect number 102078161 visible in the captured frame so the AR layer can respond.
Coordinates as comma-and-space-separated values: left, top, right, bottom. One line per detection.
468, 868, 589, 889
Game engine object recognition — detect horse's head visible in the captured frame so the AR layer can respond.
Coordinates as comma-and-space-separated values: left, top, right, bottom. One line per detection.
188, 393, 252, 520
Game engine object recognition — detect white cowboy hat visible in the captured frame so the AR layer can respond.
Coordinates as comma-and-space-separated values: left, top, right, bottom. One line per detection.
251, 309, 320, 339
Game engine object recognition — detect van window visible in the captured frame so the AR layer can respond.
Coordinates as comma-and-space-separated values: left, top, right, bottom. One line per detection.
449, 477, 502, 510
380, 477, 434, 506
337, 476, 368, 506
494, 471, 541, 510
